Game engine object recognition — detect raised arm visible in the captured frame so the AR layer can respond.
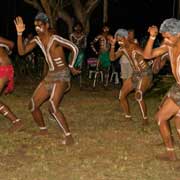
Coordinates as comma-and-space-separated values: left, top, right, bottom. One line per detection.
14, 16, 36, 56
109, 36, 123, 61
143, 25, 168, 59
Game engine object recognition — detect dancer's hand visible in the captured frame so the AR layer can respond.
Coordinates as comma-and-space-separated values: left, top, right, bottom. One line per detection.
109, 36, 116, 46
69, 67, 81, 75
148, 25, 158, 37
14, 16, 26, 33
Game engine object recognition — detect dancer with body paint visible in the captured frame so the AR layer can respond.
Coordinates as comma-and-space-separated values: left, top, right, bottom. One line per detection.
0, 36, 23, 132
119, 29, 139, 84
14, 12, 79, 145
69, 22, 87, 68
90, 24, 113, 87
143, 18, 180, 161
109, 29, 153, 126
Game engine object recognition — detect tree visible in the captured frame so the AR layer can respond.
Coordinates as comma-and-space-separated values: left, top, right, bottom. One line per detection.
24, 0, 103, 35
103, 0, 108, 23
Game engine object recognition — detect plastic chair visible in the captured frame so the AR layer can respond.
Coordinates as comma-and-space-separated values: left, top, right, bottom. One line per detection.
87, 57, 104, 88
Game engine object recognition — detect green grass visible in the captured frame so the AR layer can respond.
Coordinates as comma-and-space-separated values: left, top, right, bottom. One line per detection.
0, 75, 180, 180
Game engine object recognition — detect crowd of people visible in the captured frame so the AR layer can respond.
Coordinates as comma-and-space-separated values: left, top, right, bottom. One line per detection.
0, 11, 180, 161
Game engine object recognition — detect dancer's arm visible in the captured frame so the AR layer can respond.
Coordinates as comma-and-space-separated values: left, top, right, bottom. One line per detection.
109, 36, 123, 61
14, 16, 36, 56
143, 25, 168, 59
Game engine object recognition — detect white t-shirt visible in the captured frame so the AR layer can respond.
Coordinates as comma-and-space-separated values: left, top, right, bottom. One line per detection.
119, 55, 129, 64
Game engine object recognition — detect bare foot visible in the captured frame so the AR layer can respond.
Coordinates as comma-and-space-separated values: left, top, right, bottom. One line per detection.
156, 152, 177, 161
8, 121, 24, 133
121, 114, 132, 122
62, 134, 74, 146
142, 118, 149, 126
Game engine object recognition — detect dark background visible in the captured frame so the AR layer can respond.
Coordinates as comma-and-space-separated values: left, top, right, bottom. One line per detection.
0, 0, 176, 41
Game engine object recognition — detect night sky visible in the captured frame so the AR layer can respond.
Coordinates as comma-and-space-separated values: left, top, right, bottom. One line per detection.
108, 0, 175, 38
0, 0, 176, 41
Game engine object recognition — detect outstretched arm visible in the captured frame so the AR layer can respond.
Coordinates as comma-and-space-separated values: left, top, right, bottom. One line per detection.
14, 16, 36, 56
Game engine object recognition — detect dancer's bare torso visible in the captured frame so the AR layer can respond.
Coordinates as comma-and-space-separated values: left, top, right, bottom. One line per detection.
31, 35, 78, 72
69, 32, 86, 50
166, 45, 180, 84
117, 43, 149, 72
91, 34, 112, 54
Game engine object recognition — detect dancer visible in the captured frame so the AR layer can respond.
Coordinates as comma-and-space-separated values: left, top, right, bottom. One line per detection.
14, 12, 79, 145
69, 22, 87, 68
119, 29, 139, 83
69, 22, 87, 87
0, 36, 23, 132
109, 29, 152, 125
90, 24, 113, 87
143, 18, 180, 161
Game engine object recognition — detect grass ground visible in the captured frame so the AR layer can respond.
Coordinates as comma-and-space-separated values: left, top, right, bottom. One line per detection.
0, 75, 180, 180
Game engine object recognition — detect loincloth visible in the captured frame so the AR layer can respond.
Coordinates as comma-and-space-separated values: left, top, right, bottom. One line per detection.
167, 83, 180, 106
44, 67, 71, 93
131, 67, 152, 89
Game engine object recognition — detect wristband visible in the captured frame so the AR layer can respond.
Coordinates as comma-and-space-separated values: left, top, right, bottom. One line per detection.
17, 32, 23, 36
68, 64, 73, 68
150, 36, 156, 40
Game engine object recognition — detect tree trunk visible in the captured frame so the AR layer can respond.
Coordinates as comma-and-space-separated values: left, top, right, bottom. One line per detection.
23, 0, 102, 36
103, 0, 108, 23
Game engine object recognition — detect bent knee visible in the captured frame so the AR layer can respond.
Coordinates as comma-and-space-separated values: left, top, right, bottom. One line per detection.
155, 112, 165, 126
135, 90, 143, 101
49, 100, 58, 114
119, 91, 127, 100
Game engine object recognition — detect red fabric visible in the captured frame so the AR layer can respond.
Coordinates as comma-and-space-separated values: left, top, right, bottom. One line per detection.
0, 65, 14, 94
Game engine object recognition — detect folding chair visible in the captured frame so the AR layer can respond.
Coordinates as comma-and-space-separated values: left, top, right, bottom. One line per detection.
87, 57, 103, 88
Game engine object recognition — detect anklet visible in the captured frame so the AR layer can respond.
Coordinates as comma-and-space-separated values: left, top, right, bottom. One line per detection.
166, 147, 174, 151
65, 132, 71, 136
12, 119, 20, 124
125, 115, 131, 118
39, 126, 47, 130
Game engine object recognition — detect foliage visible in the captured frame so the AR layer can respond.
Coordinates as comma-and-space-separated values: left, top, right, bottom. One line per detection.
24, 0, 102, 34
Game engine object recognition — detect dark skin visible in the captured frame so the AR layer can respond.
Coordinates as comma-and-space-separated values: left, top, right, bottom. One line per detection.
14, 16, 79, 145
143, 25, 180, 161
109, 35, 151, 125
90, 25, 113, 87
0, 36, 23, 132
